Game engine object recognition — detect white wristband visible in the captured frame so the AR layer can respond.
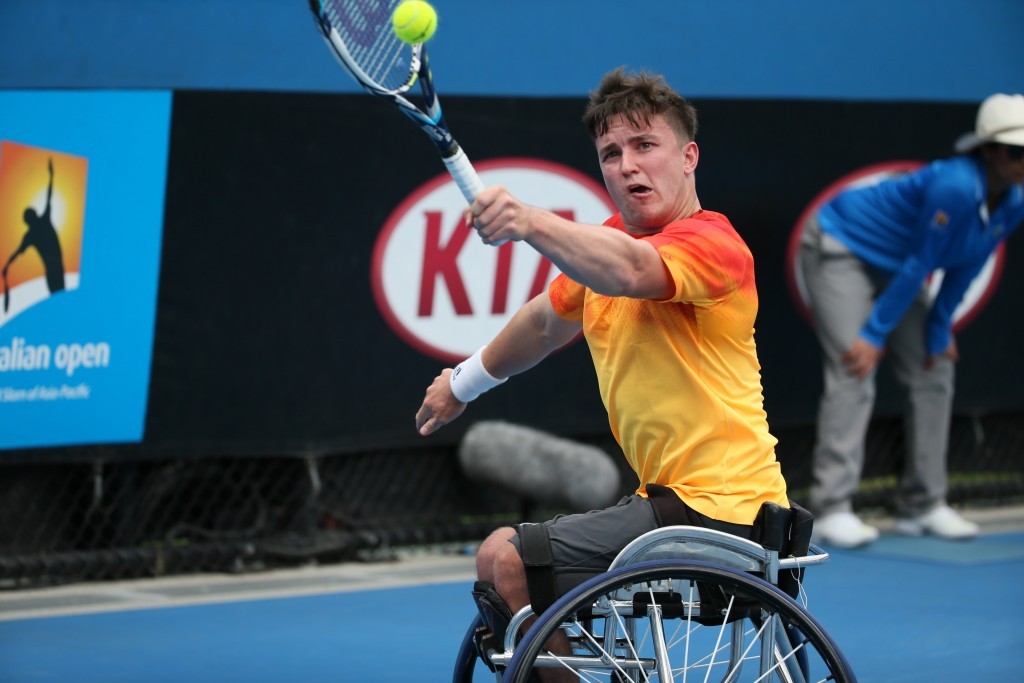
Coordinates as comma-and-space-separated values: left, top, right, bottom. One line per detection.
450, 346, 507, 402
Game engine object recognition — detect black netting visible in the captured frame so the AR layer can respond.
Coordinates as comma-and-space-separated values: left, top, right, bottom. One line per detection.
775, 412, 1024, 509
1, 412, 1022, 588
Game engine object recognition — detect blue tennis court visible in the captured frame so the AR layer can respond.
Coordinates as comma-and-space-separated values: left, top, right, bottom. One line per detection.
2, 529, 1022, 682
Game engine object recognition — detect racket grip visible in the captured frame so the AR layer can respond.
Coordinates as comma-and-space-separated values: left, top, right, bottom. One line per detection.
443, 146, 485, 205
444, 145, 508, 247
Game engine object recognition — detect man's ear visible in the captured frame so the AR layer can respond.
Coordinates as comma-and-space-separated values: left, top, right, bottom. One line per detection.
683, 141, 699, 174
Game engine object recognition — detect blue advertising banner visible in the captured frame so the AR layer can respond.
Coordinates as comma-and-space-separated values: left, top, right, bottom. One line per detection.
0, 91, 171, 449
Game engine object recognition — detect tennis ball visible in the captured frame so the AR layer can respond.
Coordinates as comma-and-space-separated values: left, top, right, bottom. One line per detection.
392, 0, 437, 44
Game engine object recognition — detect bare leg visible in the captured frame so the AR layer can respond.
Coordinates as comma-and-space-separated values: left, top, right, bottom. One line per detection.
476, 527, 519, 591
477, 527, 573, 682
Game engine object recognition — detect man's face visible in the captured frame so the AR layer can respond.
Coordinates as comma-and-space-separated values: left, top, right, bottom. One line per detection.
992, 143, 1024, 186
595, 113, 696, 234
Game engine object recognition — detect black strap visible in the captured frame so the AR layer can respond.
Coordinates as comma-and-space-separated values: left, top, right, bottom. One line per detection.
772, 500, 814, 599
471, 580, 513, 672
784, 501, 814, 557
516, 522, 558, 615
752, 501, 792, 551
646, 484, 695, 527
647, 484, 755, 540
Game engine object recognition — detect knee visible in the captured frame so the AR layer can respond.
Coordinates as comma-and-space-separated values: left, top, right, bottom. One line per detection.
491, 539, 528, 607
493, 537, 524, 578
476, 527, 517, 580
485, 534, 527, 591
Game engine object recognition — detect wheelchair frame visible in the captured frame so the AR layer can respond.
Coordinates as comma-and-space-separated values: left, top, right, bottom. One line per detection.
454, 525, 856, 683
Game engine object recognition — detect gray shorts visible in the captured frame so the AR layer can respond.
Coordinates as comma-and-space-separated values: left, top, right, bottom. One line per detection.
509, 489, 759, 598
509, 494, 658, 596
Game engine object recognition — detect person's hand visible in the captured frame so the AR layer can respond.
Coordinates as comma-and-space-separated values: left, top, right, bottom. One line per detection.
465, 186, 537, 246
924, 336, 959, 371
841, 338, 884, 379
415, 368, 467, 436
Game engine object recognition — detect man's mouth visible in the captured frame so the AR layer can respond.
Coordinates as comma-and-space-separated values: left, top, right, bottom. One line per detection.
628, 184, 652, 196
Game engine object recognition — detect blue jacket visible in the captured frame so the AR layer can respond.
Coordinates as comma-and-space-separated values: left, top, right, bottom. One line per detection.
818, 155, 1024, 355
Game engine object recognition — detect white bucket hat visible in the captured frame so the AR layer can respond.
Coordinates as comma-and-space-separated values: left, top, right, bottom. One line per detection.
955, 93, 1024, 153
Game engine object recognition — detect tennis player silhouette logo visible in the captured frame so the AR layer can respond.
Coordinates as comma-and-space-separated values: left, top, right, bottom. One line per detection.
4, 158, 64, 310
0, 142, 87, 326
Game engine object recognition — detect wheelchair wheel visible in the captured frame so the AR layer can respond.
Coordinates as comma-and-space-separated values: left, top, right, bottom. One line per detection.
503, 559, 856, 683
453, 613, 486, 683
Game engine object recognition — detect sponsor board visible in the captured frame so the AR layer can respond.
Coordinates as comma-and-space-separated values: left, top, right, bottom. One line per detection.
372, 158, 615, 363
0, 91, 171, 449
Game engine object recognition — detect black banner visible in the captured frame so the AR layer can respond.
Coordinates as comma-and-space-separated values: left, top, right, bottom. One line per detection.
136, 92, 1021, 456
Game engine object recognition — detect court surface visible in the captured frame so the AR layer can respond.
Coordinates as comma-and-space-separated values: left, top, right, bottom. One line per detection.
1, 507, 1022, 682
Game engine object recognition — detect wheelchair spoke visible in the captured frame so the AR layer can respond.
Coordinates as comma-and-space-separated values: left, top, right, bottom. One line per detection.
609, 600, 654, 683
702, 592, 735, 683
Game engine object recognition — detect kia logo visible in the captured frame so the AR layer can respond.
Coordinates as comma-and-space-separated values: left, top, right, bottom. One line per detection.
372, 158, 616, 363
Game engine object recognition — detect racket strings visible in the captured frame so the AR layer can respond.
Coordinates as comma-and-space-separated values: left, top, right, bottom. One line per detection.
320, 0, 415, 92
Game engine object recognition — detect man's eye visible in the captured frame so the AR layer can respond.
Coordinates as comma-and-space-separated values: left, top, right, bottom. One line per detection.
602, 150, 620, 161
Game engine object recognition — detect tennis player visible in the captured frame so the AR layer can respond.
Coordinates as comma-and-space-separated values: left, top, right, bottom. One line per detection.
415, 69, 789, 676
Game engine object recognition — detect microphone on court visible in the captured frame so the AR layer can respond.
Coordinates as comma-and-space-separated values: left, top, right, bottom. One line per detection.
458, 420, 622, 512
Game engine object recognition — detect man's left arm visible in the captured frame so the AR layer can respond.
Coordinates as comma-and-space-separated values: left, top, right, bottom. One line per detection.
926, 210, 1024, 357
925, 259, 986, 357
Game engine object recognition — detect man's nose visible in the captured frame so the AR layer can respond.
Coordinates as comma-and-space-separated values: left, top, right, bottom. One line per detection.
619, 149, 639, 174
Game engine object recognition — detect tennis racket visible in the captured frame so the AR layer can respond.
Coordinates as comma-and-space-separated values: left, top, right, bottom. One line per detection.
308, 0, 484, 205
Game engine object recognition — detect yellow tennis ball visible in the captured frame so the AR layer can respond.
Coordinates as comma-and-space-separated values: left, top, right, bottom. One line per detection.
392, 1, 437, 44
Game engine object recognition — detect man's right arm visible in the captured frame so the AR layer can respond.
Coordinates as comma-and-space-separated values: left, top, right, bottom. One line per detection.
45, 159, 54, 211
468, 186, 673, 300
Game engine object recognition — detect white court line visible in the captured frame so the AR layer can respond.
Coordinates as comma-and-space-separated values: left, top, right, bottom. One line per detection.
0, 553, 478, 622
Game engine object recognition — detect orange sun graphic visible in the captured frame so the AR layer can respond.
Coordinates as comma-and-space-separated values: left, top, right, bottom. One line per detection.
0, 141, 88, 290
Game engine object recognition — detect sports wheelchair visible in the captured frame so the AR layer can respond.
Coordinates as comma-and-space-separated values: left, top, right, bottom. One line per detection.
453, 502, 856, 682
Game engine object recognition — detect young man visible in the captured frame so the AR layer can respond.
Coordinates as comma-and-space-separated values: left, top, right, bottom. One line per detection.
800, 93, 1024, 548
415, 68, 789, 672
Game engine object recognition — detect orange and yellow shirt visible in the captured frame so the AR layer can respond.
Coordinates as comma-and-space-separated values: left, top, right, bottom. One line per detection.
548, 210, 787, 524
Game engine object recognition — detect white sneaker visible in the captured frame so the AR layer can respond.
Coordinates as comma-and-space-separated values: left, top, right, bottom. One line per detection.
812, 511, 879, 548
893, 504, 979, 540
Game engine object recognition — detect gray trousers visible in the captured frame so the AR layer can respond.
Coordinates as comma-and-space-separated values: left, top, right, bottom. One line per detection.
799, 215, 954, 518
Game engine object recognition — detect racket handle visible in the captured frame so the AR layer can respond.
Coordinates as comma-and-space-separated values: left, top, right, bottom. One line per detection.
443, 145, 485, 205
443, 145, 508, 247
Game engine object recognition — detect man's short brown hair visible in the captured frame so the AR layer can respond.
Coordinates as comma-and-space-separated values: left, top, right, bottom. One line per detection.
583, 68, 698, 144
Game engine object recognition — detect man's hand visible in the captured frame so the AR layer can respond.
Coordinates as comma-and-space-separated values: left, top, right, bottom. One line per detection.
466, 186, 538, 246
415, 368, 467, 436
925, 336, 959, 371
841, 338, 884, 379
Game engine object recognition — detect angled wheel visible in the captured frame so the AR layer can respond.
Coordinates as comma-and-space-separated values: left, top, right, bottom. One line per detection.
503, 559, 856, 683
453, 613, 486, 683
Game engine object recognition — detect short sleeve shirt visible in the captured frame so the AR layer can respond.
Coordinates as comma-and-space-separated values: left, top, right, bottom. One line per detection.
549, 210, 788, 524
